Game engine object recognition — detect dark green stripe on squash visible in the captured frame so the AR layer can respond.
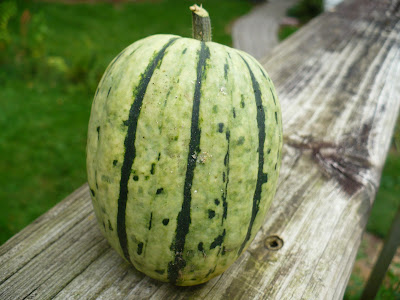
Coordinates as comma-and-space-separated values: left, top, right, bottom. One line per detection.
222, 130, 230, 223
116, 37, 179, 263
238, 55, 268, 256
270, 87, 276, 105
88, 31, 281, 288
224, 61, 229, 80
148, 212, 153, 230
167, 41, 210, 284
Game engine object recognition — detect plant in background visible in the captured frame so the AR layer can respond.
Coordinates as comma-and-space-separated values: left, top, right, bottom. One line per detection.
0, 1, 50, 80
278, 0, 324, 42
66, 36, 103, 93
287, 0, 323, 24
0, 2, 96, 89
17, 10, 49, 77
0, 1, 16, 42
0, 1, 17, 61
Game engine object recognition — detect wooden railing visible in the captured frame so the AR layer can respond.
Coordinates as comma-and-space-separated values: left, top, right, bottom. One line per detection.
1, 0, 399, 298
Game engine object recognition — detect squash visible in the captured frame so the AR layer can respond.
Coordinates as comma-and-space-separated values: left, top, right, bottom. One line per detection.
86, 4, 282, 286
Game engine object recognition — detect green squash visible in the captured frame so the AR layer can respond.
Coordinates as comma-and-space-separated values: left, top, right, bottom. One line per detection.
86, 5, 282, 286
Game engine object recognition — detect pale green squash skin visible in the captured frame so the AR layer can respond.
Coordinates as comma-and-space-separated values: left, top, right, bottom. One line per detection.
87, 34, 282, 286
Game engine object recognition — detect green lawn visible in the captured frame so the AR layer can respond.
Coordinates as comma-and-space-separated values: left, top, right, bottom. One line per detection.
0, 0, 252, 244
367, 150, 400, 237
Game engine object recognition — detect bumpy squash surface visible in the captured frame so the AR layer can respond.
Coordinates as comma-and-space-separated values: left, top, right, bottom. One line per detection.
87, 15, 282, 285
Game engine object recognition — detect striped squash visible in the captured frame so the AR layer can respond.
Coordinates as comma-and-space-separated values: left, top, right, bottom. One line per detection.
86, 5, 282, 286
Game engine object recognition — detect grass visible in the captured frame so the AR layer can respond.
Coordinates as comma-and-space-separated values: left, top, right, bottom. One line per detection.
278, 25, 299, 41
345, 265, 400, 300
0, 0, 252, 245
367, 150, 400, 237
278, 0, 324, 41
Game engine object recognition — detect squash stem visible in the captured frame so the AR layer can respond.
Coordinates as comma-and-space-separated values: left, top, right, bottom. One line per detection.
190, 4, 212, 42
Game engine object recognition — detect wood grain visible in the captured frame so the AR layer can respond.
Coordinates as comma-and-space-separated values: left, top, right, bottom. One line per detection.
1, 0, 399, 299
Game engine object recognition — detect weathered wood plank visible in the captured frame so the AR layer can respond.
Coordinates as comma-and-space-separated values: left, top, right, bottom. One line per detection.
1, 0, 399, 299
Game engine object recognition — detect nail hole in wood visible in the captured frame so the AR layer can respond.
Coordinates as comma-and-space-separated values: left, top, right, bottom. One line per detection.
264, 235, 283, 251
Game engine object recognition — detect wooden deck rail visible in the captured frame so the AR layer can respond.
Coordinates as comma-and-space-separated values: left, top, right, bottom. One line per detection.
1, 0, 400, 299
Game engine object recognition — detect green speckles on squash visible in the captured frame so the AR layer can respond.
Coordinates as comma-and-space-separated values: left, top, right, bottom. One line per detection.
221, 246, 226, 255
197, 242, 204, 252
205, 266, 217, 278
148, 213, 153, 230
236, 136, 245, 146
162, 218, 170, 226
137, 242, 144, 255
150, 163, 156, 174
210, 229, 225, 249
101, 175, 111, 183
156, 188, 164, 195
224, 61, 229, 80
218, 123, 224, 133
208, 209, 215, 219
212, 105, 218, 113
240, 95, 245, 108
